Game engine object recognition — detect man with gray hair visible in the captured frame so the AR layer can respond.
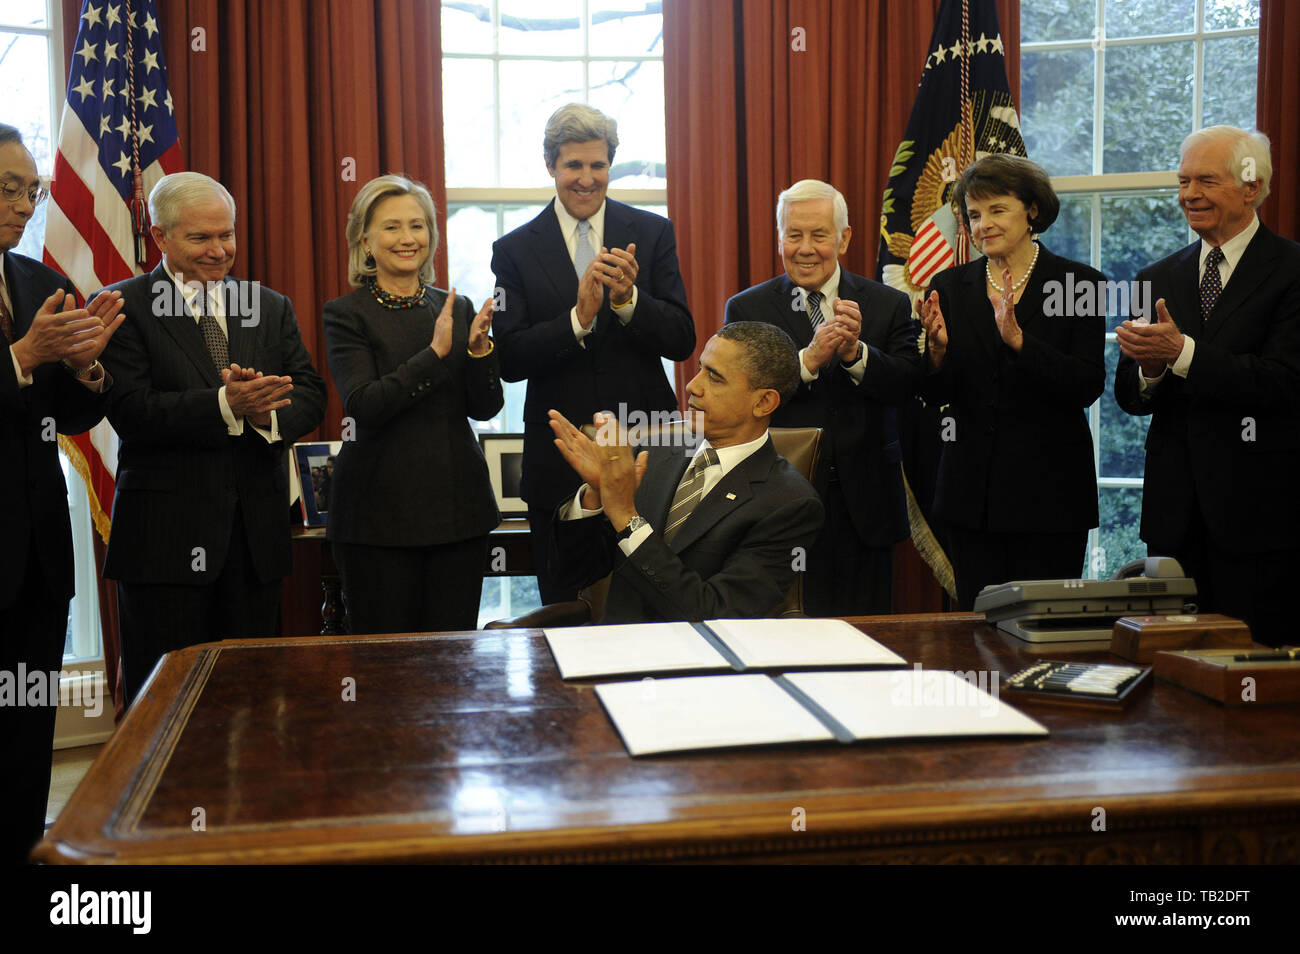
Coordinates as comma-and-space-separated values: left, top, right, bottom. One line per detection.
492, 102, 694, 604
99, 171, 326, 702
1115, 126, 1300, 646
725, 179, 922, 616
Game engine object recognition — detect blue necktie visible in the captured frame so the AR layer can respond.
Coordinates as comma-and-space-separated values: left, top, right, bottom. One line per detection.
574, 219, 595, 279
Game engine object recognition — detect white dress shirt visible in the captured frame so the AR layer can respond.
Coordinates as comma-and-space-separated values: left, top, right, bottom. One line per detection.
562, 429, 770, 555
552, 195, 637, 345
1139, 214, 1260, 394
795, 264, 867, 385
162, 261, 278, 442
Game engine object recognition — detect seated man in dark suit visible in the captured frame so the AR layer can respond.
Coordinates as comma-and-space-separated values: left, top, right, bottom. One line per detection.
725, 179, 921, 615
0, 123, 125, 862
1115, 125, 1300, 647
548, 322, 824, 623
492, 103, 695, 604
99, 172, 326, 702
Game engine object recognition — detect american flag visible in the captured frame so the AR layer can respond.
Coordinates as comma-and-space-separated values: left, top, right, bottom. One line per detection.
42, 0, 183, 541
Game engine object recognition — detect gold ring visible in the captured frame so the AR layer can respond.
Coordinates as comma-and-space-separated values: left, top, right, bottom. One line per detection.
607, 455, 620, 460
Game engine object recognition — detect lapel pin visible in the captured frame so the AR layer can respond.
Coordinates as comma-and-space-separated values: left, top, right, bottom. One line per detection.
726, 492, 736, 500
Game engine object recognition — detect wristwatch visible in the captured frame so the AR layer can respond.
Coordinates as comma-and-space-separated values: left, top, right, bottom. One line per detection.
615, 515, 649, 541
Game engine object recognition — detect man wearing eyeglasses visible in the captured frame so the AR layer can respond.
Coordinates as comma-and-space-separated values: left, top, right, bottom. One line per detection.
0, 123, 126, 863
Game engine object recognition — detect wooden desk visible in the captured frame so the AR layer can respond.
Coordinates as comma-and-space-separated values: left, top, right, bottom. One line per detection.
37, 614, 1300, 864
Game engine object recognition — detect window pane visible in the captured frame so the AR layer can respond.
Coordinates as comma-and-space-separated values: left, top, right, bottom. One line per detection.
1201, 35, 1258, 131
589, 59, 665, 188
0, 0, 46, 27
1045, 193, 1091, 267
1100, 339, 1150, 479
442, 1, 495, 54
1021, 0, 1095, 43
498, 60, 585, 186
1205, 0, 1259, 31
442, 58, 497, 188
1098, 191, 1187, 285
1106, 0, 1193, 38
499, 0, 583, 56
1102, 41, 1193, 174
589, 1, 663, 55
1096, 486, 1147, 578
1022, 48, 1095, 176
445, 204, 500, 307
1, 30, 52, 255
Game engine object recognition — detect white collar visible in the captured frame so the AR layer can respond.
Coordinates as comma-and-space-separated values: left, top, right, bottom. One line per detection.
1200, 213, 1260, 274
553, 194, 607, 244
692, 429, 768, 477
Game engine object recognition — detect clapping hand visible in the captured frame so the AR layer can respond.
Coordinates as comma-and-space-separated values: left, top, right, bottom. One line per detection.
919, 290, 947, 371
431, 286, 456, 358
991, 268, 1024, 352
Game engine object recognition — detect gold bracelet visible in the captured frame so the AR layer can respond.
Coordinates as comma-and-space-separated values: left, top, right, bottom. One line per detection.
468, 338, 495, 358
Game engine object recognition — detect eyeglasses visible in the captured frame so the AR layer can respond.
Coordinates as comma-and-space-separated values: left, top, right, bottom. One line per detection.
0, 180, 50, 207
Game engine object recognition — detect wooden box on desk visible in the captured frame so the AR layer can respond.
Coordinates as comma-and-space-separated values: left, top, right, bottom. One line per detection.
1110, 613, 1253, 664
1153, 649, 1300, 706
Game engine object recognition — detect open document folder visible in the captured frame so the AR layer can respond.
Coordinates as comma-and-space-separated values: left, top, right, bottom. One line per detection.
543, 617, 906, 679
595, 670, 1048, 757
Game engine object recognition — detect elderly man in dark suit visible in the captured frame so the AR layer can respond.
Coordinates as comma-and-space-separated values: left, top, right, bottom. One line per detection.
548, 322, 824, 623
492, 103, 695, 604
725, 180, 921, 616
99, 171, 326, 703
0, 124, 125, 862
1116, 125, 1300, 647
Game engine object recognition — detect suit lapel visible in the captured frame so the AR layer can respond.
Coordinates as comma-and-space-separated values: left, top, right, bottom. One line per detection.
642, 443, 690, 529
5, 254, 44, 334
661, 439, 772, 554
769, 275, 814, 348
529, 201, 580, 313
962, 261, 1001, 362
150, 265, 224, 387
1167, 243, 1202, 337
1201, 228, 1278, 344
223, 276, 256, 368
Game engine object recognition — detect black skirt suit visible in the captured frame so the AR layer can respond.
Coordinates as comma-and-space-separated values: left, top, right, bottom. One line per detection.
323, 285, 504, 632
922, 245, 1105, 606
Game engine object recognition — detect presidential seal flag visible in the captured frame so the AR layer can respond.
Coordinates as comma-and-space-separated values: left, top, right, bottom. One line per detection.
875, 0, 1024, 600
42, 0, 184, 543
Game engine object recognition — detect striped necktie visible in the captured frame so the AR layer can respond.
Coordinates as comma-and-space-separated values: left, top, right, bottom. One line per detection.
663, 447, 720, 544
0, 278, 13, 344
806, 290, 825, 334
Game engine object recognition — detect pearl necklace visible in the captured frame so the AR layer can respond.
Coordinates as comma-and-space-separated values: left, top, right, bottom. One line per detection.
986, 241, 1040, 295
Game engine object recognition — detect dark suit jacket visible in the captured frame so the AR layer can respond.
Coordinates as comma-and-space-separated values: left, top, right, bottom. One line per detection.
99, 266, 326, 584
1114, 225, 1300, 554
724, 268, 921, 547
923, 245, 1104, 532
323, 286, 503, 546
491, 199, 695, 509
1, 253, 108, 607
552, 436, 824, 622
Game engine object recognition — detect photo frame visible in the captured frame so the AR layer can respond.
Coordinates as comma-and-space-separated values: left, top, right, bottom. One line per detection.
479, 433, 527, 517
293, 441, 344, 528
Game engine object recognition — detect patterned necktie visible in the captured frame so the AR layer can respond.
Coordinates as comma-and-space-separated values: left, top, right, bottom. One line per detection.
574, 219, 595, 279
806, 290, 825, 335
195, 291, 229, 372
0, 281, 13, 345
662, 447, 720, 544
1200, 246, 1225, 320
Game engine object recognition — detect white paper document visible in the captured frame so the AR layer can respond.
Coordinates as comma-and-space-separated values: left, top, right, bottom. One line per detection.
785, 670, 1048, 740
595, 674, 835, 756
706, 618, 905, 669
543, 622, 729, 679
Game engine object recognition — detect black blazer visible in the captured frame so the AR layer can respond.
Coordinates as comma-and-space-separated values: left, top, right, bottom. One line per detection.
724, 268, 922, 547
0, 253, 108, 607
552, 437, 825, 622
99, 266, 326, 584
491, 199, 695, 509
923, 245, 1104, 533
1114, 225, 1300, 554
323, 286, 503, 546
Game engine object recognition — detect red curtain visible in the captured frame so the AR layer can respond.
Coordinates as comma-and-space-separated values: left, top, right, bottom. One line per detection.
1258, 0, 1300, 239
663, 0, 1018, 392
61, 0, 447, 715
